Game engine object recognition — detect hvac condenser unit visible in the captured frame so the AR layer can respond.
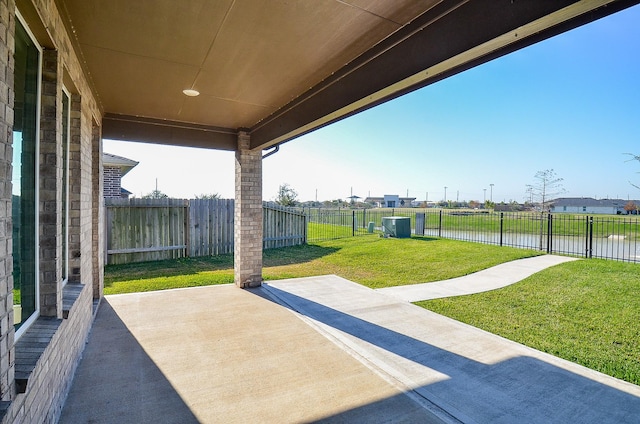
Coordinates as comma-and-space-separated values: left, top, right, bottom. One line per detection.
382, 216, 411, 238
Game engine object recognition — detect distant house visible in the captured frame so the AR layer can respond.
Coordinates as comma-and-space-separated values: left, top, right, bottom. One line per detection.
364, 194, 417, 208
103, 153, 139, 198
550, 197, 639, 215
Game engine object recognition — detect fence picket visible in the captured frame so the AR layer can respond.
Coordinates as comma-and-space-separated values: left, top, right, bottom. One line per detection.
105, 199, 306, 264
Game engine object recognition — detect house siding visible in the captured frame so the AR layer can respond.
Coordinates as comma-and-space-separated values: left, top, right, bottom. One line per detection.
0, 0, 103, 422
103, 166, 122, 199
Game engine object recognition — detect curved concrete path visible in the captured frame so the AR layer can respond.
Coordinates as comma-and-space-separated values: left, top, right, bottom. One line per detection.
376, 254, 578, 302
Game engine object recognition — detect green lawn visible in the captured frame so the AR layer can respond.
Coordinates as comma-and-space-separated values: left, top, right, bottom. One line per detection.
104, 235, 538, 293
417, 259, 640, 385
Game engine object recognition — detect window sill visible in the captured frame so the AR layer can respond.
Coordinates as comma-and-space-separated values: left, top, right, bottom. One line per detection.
14, 283, 85, 394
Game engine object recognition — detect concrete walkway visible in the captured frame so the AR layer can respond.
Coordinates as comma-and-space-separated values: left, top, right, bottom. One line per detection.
60, 257, 640, 423
376, 254, 578, 302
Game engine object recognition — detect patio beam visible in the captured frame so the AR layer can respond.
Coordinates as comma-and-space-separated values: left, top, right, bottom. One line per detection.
249, 0, 639, 150
102, 113, 237, 151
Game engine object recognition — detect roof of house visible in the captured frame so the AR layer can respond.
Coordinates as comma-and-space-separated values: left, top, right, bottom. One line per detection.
364, 197, 416, 203
103, 152, 139, 176
551, 197, 639, 208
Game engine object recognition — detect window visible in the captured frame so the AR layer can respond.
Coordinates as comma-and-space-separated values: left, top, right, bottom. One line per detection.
61, 89, 70, 285
13, 15, 42, 335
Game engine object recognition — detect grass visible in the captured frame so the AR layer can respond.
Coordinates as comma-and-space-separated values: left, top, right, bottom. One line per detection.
417, 259, 640, 385
263, 236, 540, 288
104, 235, 539, 294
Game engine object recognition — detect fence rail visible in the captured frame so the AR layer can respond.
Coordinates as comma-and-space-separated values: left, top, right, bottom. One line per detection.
106, 202, 640, 265
105, 199, 307, 265
303, 208, 640, 263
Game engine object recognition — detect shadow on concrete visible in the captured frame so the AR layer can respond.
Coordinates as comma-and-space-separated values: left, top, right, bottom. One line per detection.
59, 300, 199, 424
262, 285, 640, 424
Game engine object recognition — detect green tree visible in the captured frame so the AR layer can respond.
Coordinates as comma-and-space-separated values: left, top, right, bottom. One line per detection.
275, 183, 298, 206
526, 169, 565, 212
195, 193, 221, 200
142, 189, 168, 199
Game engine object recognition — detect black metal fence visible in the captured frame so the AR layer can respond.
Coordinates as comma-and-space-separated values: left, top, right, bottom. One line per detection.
301, 208, 640, 263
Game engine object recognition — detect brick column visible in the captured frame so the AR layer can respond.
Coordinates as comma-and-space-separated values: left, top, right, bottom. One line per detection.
39, 49, 62, 317
234, 131, 262, 288
91, 122, 104, 299
68, 94, 82, 283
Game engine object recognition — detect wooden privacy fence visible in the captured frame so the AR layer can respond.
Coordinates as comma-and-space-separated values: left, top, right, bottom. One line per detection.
105, 199, 307, 265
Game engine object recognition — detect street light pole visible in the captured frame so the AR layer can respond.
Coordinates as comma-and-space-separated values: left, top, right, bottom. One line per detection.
444, 186, 448, 203
483, 188, 486, 204
490, 183, 494, 202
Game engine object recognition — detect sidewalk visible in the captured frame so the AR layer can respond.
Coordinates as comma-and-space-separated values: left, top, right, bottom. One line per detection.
376, 254, 578, 302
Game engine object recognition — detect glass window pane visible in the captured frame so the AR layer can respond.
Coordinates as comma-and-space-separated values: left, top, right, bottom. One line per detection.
62, 91, 69, 284
13, 19, 40, 329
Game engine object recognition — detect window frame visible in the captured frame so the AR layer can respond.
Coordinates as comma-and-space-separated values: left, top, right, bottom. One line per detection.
61, 87, 71, 287
14, 10, 42, 340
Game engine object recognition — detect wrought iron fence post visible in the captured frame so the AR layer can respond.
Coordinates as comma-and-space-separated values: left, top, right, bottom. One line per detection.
352, 210, 356, 237
499, 212, 504, 246
546, 213, 553, 253
438, 209, 443, 237
588, 216, 594, 258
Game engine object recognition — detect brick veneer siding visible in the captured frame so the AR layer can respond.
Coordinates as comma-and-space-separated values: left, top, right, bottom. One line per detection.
0, 0, 15, 404
68, 94, 82, 284
0, 0, 103, 421
39, 48, 63, 318
234, 132, 263, 287
91, 122, 104, 299
4, 283, 92, 423
103, 166, 121, 198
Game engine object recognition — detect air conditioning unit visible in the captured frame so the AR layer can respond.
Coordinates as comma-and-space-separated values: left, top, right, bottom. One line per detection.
382, 216, 411, 238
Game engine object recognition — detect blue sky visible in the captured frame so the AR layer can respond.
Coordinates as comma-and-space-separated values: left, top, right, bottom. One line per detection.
105, 5, 640, 203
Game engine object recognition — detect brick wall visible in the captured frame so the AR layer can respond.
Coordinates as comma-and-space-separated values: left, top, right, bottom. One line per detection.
91, 122, 104, 299
0, 0, 16, 404
103, 166, 121, 199
0, 0, 104, 421
3, 284, 92, 423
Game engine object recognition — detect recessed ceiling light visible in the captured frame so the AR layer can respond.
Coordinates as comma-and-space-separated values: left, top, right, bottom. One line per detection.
183, 89, 200, 97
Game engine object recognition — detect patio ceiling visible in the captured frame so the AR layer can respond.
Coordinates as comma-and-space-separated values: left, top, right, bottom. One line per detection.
57, 0, 639, 151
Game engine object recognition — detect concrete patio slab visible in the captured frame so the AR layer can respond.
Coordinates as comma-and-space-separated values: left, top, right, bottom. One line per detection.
376, 254, 579, 302
265, 275, 640, 424
61, 266, 640, 423
59, 284, 441, 423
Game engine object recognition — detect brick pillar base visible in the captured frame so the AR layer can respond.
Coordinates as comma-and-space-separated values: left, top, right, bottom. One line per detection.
234, 131, 263, 288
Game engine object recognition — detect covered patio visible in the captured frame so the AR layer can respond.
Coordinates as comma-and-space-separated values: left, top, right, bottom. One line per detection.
70, 0, 638, 286
2, 0, 640, 422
